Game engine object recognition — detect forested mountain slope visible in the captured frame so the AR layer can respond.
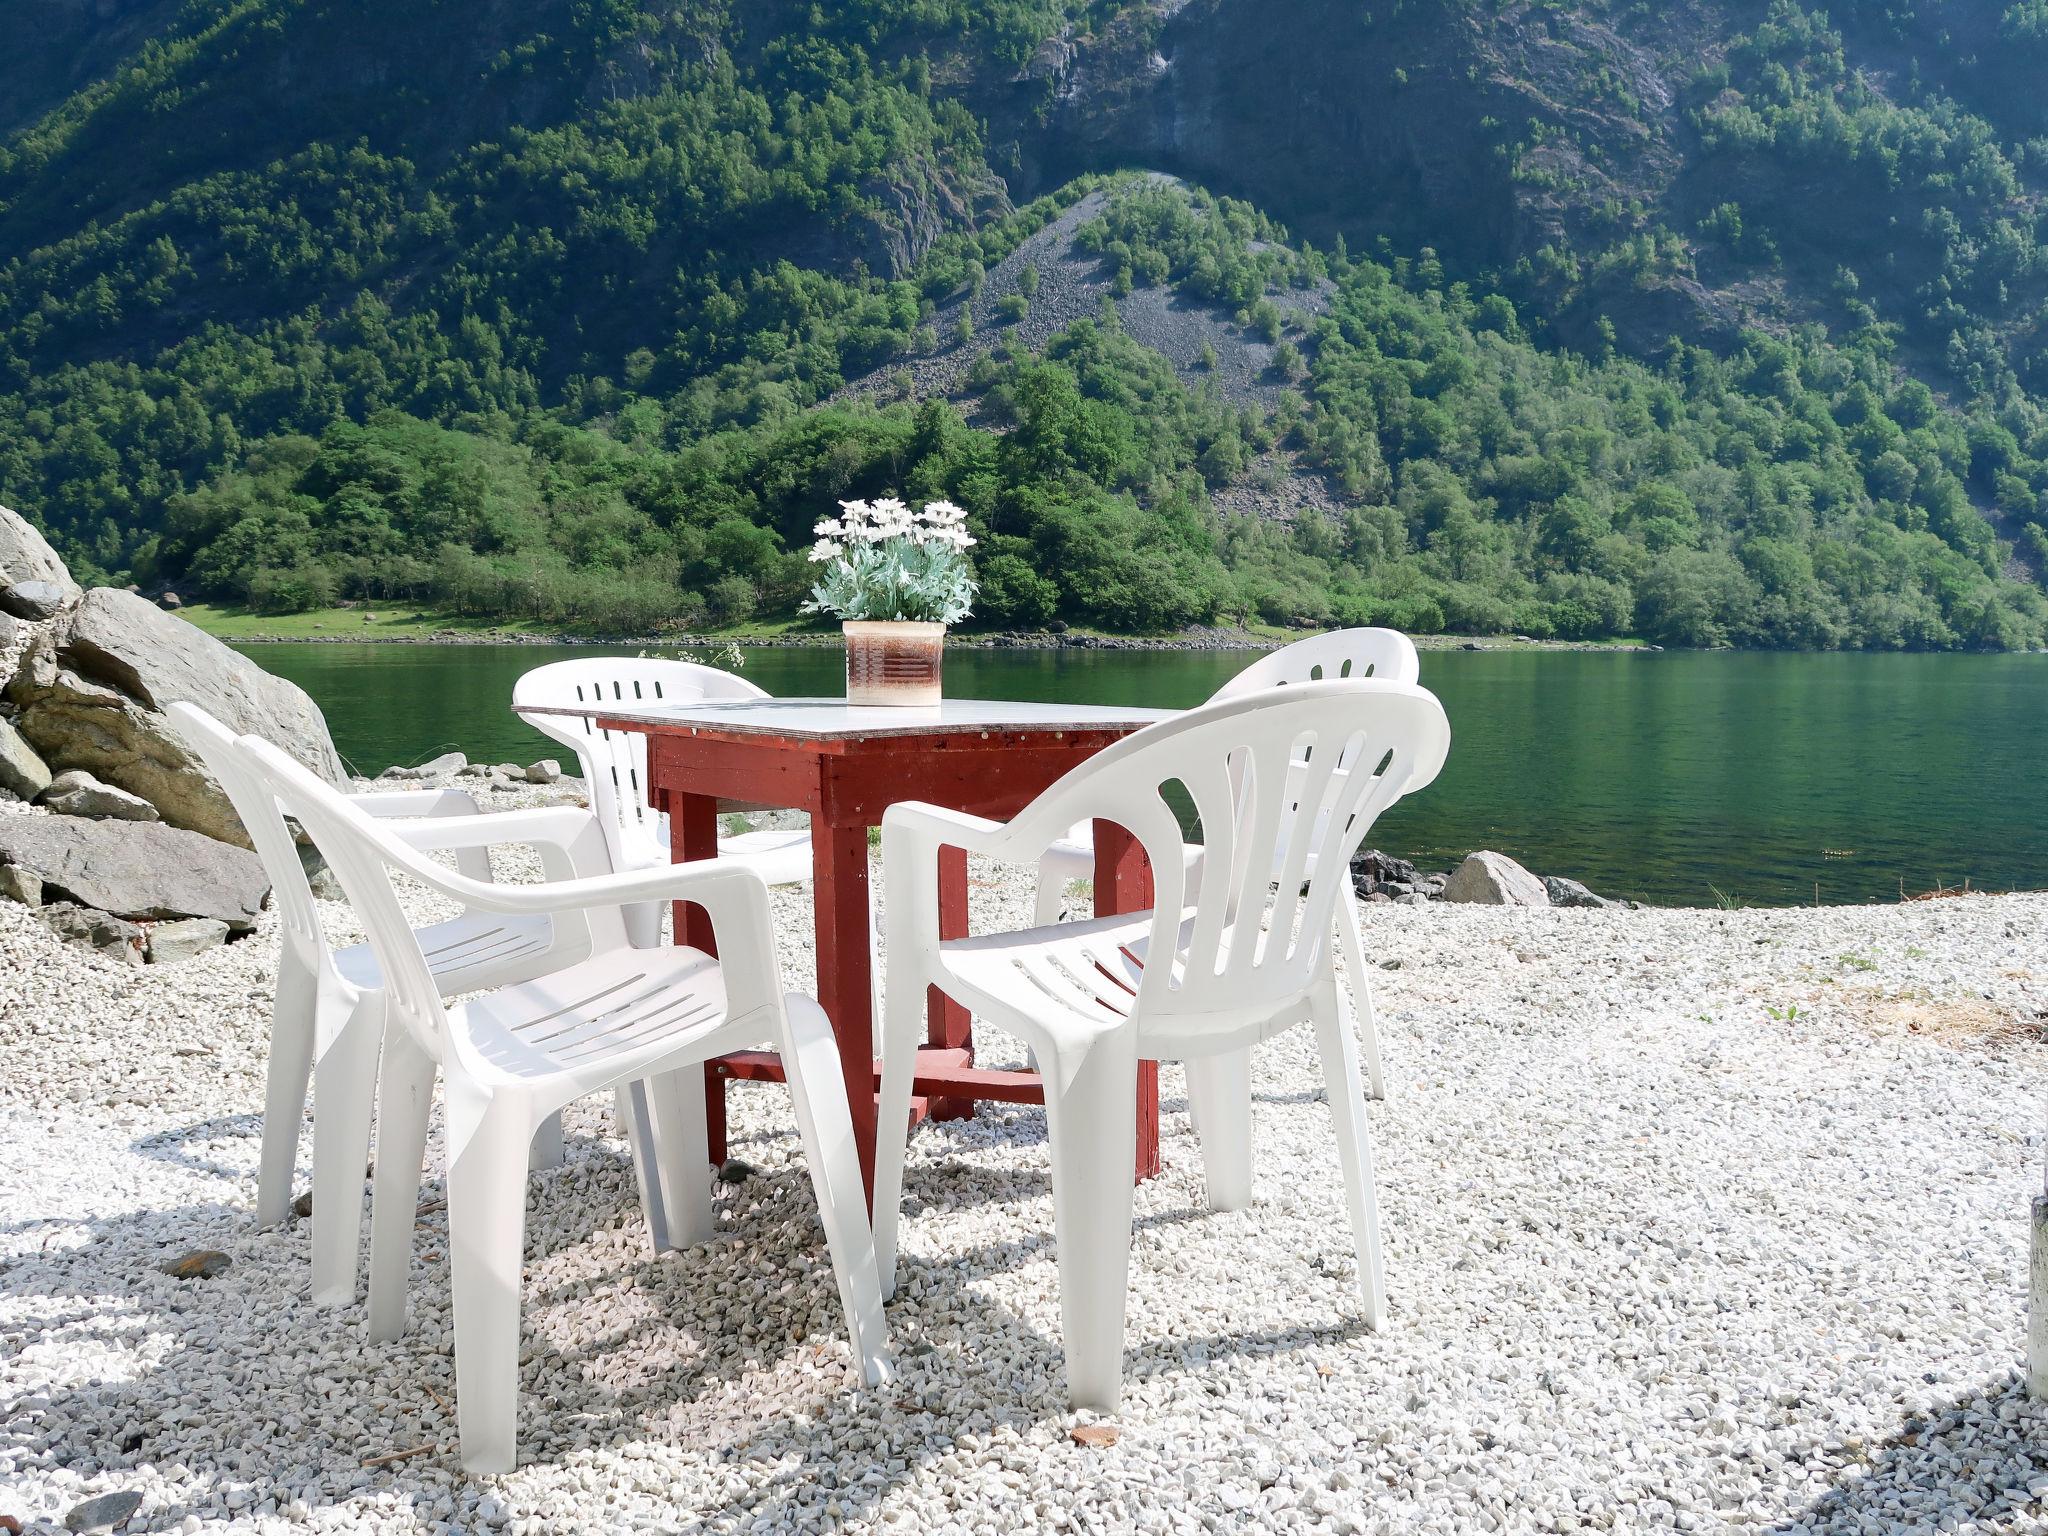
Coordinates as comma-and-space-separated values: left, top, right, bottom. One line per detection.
4, 0, 2047, 647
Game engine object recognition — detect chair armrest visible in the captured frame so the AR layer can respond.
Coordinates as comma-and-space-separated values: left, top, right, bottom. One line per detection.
387, 805, 613, 884
347, 788, 490, 879
880, 801, 1013, 861
350, 787, 483, 819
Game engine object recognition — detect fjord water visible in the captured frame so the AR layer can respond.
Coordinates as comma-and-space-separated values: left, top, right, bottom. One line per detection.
236, 644, 2048, 908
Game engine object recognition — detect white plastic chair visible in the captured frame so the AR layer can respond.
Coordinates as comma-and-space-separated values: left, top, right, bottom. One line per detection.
169, 704, 618, 1307
243, 732, 889, 1473
1033, 629, 1421, 1101
514, 659, 811, 947
875, 680, 1450, 1410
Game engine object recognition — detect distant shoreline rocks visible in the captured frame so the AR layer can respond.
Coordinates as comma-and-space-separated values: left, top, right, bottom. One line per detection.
1355, 847, 1637, 909
218, 624, 1651, 654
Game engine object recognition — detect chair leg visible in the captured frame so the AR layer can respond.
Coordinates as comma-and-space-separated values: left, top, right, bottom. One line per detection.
872, 955, 928, 1302
1032, 860, 1066, 926
256, 959, 319, 1228
1312, 977, 1386, 1329
366, 1025, 436, 1343
309, 992, 384, 1307
640, 1069, 715, 1250
623, 899, 661, 951
1336, 894, 1386, 1102
615, 1082, 671, 1254
445, 1093, 535, 1475
1042, 1030, 1139, 1412
778, 997, 890, 1383
529, 1112, 565, 1171
1185, 1047, 1254, 1212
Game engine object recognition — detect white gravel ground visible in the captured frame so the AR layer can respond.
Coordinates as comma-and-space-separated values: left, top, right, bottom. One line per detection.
2, 787, 2046, 1534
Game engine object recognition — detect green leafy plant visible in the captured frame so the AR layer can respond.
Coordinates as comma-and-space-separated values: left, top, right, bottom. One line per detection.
803, 497, 977, 625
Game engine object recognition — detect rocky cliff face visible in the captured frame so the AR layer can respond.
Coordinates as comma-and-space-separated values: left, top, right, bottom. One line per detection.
996, 0, 1746, 349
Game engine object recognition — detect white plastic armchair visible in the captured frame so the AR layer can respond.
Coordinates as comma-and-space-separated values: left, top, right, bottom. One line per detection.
243, 733, 888, 1473
875, 681, 1450, 1411
1033, 627, 1422, 1101
514, 658, 811, 947
169, 705, 631, 1303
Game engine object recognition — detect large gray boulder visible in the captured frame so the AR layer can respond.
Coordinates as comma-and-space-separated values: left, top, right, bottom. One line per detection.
0, 505, 80, 604
0, 814, 268, 929
6, 588, 345, 846
1, 581, 71, 621
1442, 850, 1551, 907
0, 714, 52, 801
42, 768, 160, 822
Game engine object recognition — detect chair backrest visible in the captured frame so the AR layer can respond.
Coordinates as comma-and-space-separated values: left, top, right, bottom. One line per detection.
514, 658, 766, 869
1211, 628, 1420, 700
167, 701, 332, 980
1010, 681, 1449, 1031
1210, 629, 1425, 868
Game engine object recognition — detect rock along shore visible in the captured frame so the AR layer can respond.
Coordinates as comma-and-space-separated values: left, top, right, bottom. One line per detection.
218, 625, 1652, 654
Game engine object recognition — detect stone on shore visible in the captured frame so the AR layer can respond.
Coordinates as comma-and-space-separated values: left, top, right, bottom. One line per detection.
0, 815, 268, 929
41, 769, 160, 822
0, 714, 51, 801
388, 750, 466, 779
1442, 849, 1551, 907
0, 504, 81, 603
6, 588, 345, 845
1544, 874, 1617, 909
38, 902, 145, 966
146, 916, 230, 964
62, 1489, 143, 1534
525, 758, 562, 783
0, 864, 42, 905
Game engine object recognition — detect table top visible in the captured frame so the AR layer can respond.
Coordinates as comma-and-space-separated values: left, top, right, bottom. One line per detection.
519, 695, 1176, 742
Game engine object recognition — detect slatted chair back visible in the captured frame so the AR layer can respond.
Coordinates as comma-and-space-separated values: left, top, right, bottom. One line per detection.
1212, 628, 1420, 698
238, 735, 621, 1080
1005, 681, 1448, 1031
169, 700, 335, 982
515, 658, 764, 871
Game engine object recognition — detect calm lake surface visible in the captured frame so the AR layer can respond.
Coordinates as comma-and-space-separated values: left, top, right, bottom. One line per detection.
234, 643, 2048, 908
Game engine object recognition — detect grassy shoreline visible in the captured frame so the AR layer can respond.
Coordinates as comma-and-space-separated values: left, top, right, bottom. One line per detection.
181, 602, 1656, 652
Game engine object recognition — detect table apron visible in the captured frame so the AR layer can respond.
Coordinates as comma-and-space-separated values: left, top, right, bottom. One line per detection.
648, 734, 1123, 826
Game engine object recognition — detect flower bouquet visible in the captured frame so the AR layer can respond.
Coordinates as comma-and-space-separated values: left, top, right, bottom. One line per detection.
804, 497, 976, 705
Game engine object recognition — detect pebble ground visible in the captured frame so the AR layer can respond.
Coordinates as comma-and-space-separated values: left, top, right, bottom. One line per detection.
3, 796, 2046, 1534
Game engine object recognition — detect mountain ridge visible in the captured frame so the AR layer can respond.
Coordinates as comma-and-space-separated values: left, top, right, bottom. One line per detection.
2, 0, 2046, 647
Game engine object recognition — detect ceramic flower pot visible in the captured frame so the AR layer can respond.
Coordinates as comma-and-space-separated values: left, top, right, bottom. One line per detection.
843, 620, 945, 706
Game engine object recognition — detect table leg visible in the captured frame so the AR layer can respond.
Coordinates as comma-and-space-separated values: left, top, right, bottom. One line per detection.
812, 819, 880, 1203
667, 793, 726, 1165
1094, 819, 1162, 1181
926, 845, 974, 1122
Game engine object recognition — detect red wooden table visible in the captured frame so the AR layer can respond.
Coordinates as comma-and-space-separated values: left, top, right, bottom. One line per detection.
529, 696, 1175, 1201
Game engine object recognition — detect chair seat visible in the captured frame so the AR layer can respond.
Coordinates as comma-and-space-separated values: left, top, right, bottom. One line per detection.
457, 945, 739, 1087
622, 825, 813, 889
714, 827, 812, 887
938, 911, 1173, 1044
939, 908, 1314, 1058
335, 911, 557, 992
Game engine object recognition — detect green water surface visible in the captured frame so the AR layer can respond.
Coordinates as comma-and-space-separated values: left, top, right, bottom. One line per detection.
234, 643, 2048, 908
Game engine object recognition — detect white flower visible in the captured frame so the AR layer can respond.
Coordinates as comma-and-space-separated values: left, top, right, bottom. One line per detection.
813, 517, 843, 538
809, 539, 842, 562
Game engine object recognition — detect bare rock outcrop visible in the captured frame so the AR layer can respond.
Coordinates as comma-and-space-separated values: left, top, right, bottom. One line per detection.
0, 814, 269, 930
0, 504, 81, 604
6, 588, 345, 845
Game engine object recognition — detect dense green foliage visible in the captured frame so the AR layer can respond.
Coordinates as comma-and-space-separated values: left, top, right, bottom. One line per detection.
4, 0, 2048, 647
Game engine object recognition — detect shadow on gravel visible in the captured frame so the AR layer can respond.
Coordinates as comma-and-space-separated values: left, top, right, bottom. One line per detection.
8, 1094, 1360, 1531
1765, 1375, 2048, 1534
